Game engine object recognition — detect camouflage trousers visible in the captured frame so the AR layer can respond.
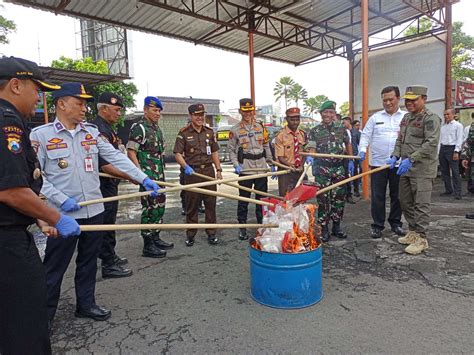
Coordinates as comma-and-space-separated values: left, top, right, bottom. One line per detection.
314, 164, 346, 226
139, 158, 165, 238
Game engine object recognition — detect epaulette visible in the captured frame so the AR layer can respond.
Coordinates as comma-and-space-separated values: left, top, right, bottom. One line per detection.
203, 125, 214, 131
179, 123, 191, 133
84, 122, 98, 129
31, 122, 54, 132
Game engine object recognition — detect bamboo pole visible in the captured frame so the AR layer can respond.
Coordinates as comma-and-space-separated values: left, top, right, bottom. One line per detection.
80, 170, 290, 207
316, 165, 389, 196
43, 223, 278, 233
300, 152, 360, 159
295, 163, 311, 187
191, 172, 284, 201
241, 168, 270, 173
98, 173, 274, 206
272, 160, 297, 172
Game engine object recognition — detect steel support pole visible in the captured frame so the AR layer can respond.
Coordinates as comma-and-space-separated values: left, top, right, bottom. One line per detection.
249, 32, 256, 105
361, 0, 370, 200
349, 59, 354, 118
445, 0, 453, 109
42, 92, 49, 124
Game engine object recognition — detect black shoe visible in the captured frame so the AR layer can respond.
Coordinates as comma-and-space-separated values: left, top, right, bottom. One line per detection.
153, 233, 174, 249
371, 228, 383, 239
75, 304, 111, 321
102, 263, 133, 279
332, 221, 347, 239
346, 196, 356, 204
142, 236, 167, 258
321, 225, 331, 243
440, 192, 452, 196
390, 226, 405, 236
198, 206, 205, 213
354, 191, 360, 198
238, 228, 248, 240
112, 254, 128, 266
185, 238, 195, 247
181, 208, 186, 216
208, 235, 219, 245
466, 213, 474, 219
454, 195, 462, 200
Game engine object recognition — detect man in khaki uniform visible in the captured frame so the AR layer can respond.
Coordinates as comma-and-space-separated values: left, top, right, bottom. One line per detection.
274, 107, 311, 196
174, 104, 223, 246
228, 98, 274, 240
387, 85, 441, 255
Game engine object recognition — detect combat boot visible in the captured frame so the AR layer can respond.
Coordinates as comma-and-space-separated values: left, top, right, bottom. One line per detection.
142, 235, 166, 258
238, 228, 248, 240
152, 232, 174, 249
332, 221, 347, 239
405, 237, 429, 255
321, 225, 331, 243
397, 231, 419, 245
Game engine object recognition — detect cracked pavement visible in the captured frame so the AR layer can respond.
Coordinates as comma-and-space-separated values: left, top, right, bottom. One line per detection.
47, 164, 474, 353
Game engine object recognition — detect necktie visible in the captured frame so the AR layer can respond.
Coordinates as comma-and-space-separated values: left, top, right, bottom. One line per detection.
292, 131, 302, 168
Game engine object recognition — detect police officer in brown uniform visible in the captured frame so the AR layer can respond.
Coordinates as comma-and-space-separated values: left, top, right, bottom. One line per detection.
388, 85, 441, 255
174, 104, 223, 246
228, 98, 274, 240
274, 107, 310, 196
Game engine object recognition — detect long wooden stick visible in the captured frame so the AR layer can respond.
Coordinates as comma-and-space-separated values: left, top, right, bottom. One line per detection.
272, 160, 297, 172
241, 168, 270, 173
192, 172, 284, 201
43, 223, 278, 233
316, 165, 389, 196
300, 152, 360, 159
98, 173, 274, 206
80, 170, 290, 207
296, 163, 311, 187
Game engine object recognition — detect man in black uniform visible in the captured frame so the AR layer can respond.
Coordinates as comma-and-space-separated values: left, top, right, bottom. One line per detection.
91, 92, 133, 278
0, 57, 81, 355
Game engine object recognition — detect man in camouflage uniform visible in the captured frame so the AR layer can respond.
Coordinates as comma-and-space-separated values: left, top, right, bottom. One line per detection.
228, 98, 275, 240
127, 96, 173, 258
308, 100, 354, 242
388, 85, 441, 255
461, 113, 474, 219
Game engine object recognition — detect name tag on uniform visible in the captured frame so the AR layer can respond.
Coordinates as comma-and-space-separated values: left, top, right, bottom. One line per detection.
84, 156, 94, 172
206, 145, 211, 155
376, 122, 384, 125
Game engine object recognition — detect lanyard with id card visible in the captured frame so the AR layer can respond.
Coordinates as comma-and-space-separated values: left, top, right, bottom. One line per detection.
84, 145, 94, 172
206, 139, 211, 155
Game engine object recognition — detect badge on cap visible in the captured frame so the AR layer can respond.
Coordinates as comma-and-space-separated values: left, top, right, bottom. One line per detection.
111, 97, 117, 104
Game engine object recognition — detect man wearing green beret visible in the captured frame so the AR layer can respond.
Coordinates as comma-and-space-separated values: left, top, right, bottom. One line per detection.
308, 100, 354, 242
388, 85, 441, 255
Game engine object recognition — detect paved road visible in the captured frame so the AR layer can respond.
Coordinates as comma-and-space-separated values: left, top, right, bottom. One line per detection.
47, 164, 474, 353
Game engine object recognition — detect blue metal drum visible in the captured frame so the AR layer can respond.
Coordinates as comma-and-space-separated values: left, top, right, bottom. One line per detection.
249, 246, 323, 309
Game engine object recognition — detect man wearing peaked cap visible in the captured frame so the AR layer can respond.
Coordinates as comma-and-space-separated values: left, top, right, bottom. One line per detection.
91, 92, 133, 279
308, 99, 354, 242
389, 85, 441, 255
127, 96, 173, 257
274, 107, 311, 196
30, 82, 161, 325
174, 103, 223, 246
0, 57, 80, 354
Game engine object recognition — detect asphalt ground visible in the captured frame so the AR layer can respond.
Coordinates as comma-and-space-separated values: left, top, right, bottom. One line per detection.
44, 163, 473, 354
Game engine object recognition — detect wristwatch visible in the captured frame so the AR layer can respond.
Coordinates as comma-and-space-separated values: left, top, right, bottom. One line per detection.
216, 168, 223, 172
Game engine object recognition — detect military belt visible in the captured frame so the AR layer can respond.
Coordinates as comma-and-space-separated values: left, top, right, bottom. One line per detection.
243, 152, 265, 160
190, 164, 212, 169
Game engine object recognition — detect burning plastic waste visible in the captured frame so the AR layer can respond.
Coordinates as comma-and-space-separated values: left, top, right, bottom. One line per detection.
252, 203, 320, 253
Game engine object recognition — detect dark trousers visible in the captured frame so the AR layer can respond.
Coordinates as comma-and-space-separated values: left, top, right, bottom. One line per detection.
439, 145, 462, 196
353, 160, 361, 193
43, 213, 104, 323
184, 166, 217, 238
237, 176, 268, 224
99, 184, 119, 264
0, 229, 51, 355
370, 166, 402, 230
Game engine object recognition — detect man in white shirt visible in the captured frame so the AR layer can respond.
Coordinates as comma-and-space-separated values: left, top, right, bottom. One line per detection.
439, 108, 464, 199
358, 86, 406, 239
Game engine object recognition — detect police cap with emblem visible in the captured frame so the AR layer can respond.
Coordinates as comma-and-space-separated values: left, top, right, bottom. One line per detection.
239, 98, 255, 112
144, 96, 163, 110
188, 103, 206, 114
286, 107, 301, 117
51, 82, 94, 102
319, 100, 337, 113
0, 56, 60, 91
402, 85, 428, 100
98, 92, 124, 108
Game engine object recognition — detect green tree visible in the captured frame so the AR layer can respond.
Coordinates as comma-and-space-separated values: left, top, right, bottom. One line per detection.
303, 94, 328, 117
273, 76, 295, 112
339, 101, 350, 117
49, 56, 138, 124
404, 17, 432, 37
288, 83, 307, 107
0, 6, 16, 44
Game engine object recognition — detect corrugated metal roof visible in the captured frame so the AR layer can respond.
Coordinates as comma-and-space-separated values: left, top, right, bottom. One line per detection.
39, 66, 129, 85
7, 0, 449, 65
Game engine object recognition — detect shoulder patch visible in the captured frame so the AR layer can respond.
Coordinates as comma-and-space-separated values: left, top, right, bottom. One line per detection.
31, 122, 54, 132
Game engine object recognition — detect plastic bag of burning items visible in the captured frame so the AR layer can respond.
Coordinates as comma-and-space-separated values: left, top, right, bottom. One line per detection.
252, 203, 319, 253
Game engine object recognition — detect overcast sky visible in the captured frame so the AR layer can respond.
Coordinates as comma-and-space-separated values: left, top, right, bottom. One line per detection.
1, 0, 473, 113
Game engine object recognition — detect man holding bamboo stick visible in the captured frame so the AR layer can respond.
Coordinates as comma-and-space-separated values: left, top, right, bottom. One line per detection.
228, 98, 275, 240
308, 100, 354, 242
31, 83, 161, 324
174, 103, 223, 246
